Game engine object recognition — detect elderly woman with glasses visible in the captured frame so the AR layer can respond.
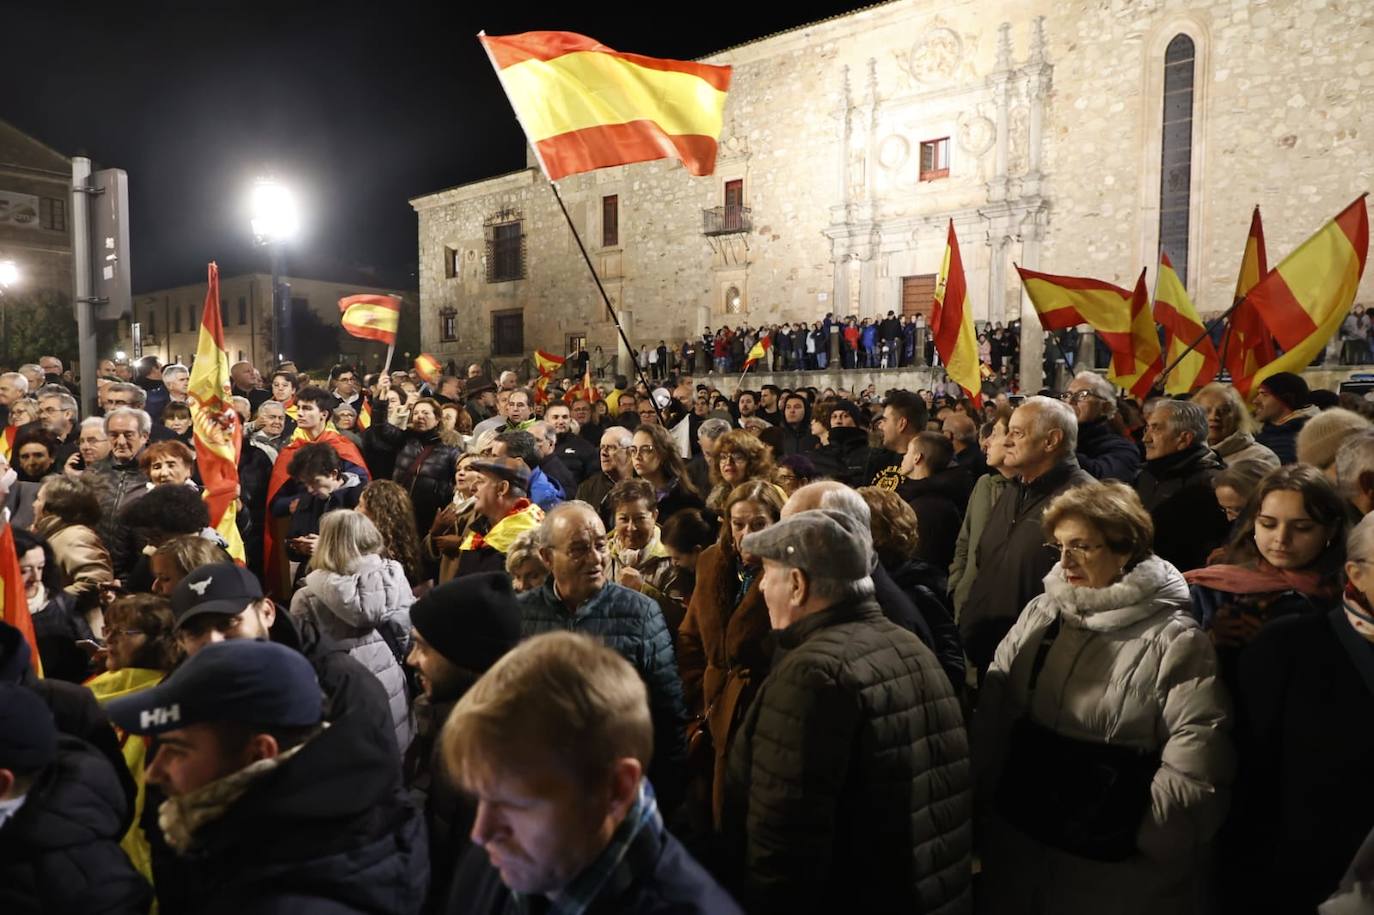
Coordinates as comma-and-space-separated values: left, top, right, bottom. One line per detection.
974, 480, 1233, 914
629, 422, 704, 522
705, 428, 777, 514
606, 478, 690, 636
1193, 382, 1280, 469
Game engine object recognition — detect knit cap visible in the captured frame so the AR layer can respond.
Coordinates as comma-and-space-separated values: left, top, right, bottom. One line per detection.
1296, 407, 1372, 469
410, 572, 523, 673
1258, 372, 1310, 411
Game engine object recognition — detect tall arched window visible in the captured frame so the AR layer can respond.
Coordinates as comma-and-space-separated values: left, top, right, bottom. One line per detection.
1159, 34, 1195, 283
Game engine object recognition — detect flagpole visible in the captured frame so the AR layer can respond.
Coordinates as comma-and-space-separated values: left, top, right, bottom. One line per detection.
1157, 298, 1245, 384
545, 180, 664, 425
382, 342, 395, 375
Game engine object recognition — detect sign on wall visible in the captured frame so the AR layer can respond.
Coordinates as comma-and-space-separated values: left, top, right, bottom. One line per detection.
0, 190, 40, 229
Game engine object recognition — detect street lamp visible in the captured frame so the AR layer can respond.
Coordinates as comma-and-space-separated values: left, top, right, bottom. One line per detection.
0, 259, 18, 366
0, 260, 18, 288
250, 179, 299, 367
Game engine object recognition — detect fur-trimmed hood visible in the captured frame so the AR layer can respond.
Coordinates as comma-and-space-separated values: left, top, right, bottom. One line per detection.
1040, 554, 1191, 632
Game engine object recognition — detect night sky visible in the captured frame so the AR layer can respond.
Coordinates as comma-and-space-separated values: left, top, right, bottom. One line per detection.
4, 1, 872, 293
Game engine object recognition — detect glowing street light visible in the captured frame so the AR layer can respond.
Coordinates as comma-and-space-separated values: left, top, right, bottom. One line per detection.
0, 260, 18, 287
250, 178, 300, 367
114, 350, 127, 362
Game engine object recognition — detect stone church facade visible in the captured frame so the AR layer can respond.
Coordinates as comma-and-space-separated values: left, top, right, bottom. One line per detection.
412, 0, 1374, 388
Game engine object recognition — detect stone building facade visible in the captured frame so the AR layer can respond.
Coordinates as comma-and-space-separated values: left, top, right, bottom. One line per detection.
412, 0, 1374, 388
0, 119, 72, 301
116, 273, 417, 373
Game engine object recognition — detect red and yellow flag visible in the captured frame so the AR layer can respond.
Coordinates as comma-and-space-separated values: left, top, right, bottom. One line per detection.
478, 31, 732, 181
1016, 265, 1161, 397
1154, 252, 1219, 394
744, 335, 771, 370
1223, 206, 1277, 386
931, 221, 982, 406
0, 522, 41, 675
338, 294, 401, 345
414, 353, 442, 385
1235, 195, 1370, 397
188, 263, 244, 562
531, 350, 566, 404
357, 398, 373, 430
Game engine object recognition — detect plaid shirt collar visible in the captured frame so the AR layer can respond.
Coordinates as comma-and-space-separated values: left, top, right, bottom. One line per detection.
516, 781, 662, 915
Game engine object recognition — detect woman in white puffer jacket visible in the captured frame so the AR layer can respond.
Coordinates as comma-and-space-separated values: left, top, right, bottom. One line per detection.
289, 509, 415, 753
973, 480, 1235, 915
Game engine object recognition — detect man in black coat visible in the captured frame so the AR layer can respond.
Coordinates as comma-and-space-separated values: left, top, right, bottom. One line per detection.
109, 639, 428, 915
1254, 371, 1318, 465
0, 684, 152, 915
1067, 371, 1142, 482
545, 402, 597, 484
895, 432, 971, 568
961, 396, 1093, 673
813, 400, 891, 488
777, 394, 819, 456
1136, 400, 1229, 573
570, 396, 605, 446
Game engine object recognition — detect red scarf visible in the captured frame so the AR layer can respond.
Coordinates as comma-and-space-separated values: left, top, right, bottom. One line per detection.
1184, 560, 1336, 599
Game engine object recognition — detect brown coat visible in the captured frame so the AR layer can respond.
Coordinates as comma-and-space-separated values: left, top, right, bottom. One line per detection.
424, 500, 478, 585
35, 518, 113, 627
677, 543, 774, 826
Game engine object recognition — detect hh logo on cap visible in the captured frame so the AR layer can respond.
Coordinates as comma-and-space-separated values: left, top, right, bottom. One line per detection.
141, 704, 181, 730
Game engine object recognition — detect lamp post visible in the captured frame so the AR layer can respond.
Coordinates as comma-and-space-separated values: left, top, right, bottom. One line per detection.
250, 179, 299, 368
0, 259, 18, 367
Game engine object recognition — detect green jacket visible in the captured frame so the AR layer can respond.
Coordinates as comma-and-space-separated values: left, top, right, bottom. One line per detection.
948, 472, 1012, 620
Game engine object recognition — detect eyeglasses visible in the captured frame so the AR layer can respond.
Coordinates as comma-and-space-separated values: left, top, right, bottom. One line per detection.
106, 628, 145, 641
1066, 391, 1105, 404
1044, 541, 1107, 563
627, 445, 656, 456
719, 452, 745, 465
599, 445, 626, 454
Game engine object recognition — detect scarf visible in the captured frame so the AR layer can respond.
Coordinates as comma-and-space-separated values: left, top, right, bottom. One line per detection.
609, 527, 669, 573
460, 499, 543, 553
1184, 559, 1337, 599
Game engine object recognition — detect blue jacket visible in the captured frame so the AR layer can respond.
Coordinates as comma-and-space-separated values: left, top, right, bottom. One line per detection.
529, 466, 565, 511
860, 324, 877, 349
519, 582, 688, 805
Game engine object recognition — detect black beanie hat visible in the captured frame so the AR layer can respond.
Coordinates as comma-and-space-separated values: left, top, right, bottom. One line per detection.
1258, 372, 1310, 411
410, 572, 523, 674
0, 683, 57, 774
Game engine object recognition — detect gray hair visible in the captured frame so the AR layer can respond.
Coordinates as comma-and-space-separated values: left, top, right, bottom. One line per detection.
79, 416, 108, 436
1072, 371, 1117, 415
602, 425, 634, 448
1349, 511, 1374, 562
1337, 430, 1374, 498
17, 363, 41, 378
530, 421, 556, 445
104, 406, 152, 437
162, 364, 190, 381
231, 396, 251, 417
698, 418, 732, 441
814, 485, 873, 530
38, 389, 78, 420
256, 400, 285, 417
1196, 382, 1258, 436
106, 381, 147, 408
807, 573, 876, 605
536, 499, 603, 549
0, 372, 28, 394
1023, 396, 1078, 454
1154, 400, 1209, 446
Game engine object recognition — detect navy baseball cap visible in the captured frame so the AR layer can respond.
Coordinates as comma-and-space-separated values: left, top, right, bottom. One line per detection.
105, 640, 323, 736
171, 562, 264, 628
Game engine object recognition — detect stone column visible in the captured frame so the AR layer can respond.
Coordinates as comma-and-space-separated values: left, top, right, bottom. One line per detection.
1024, 17, 1050, 198
1018, 222, 1045, 391
988, 232, 1009, 325
617, 307, 634, 380
989, 23, 1013, 202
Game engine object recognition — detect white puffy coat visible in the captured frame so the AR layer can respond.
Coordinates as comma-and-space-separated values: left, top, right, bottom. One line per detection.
290, 554, 415, 752
973, 555, 1234, 915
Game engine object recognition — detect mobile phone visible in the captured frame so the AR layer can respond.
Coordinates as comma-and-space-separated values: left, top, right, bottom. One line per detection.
72, 454, 86, 471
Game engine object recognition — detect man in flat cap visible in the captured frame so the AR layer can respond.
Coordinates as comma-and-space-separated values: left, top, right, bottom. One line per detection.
456, 456, 545, 578
721, 509, 972, 915
108, 639, 428, 914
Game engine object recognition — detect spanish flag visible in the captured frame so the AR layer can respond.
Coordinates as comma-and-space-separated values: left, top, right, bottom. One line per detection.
415, 353, 442, 385
1016, 265, 1162, 397
534, 350, 566, 376
1234, 195, 1370, 397
478, 31, 732, 181
1154, 252, 1219, 394
357, 398, 372, 430
0, 522, 41, 675
931, 221, 982, 406
744, 334, 771, 370
338, 294, 401, 345
1222, 206, 1277, 386
188, 263, 245, 562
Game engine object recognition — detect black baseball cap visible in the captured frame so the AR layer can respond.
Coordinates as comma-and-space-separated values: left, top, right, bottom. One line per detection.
105, 640, 323, 736
171, 562, 264, 628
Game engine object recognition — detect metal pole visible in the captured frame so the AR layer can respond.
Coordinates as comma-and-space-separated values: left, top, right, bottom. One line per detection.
270, 245, 284, 367
72, 156, 98, 416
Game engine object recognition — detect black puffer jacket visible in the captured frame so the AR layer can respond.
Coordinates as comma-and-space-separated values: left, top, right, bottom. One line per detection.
722, 597, 972, 915
167, 710, 428, 915
554, 431, 598, 483
371, 401, 458, 535
884, 558, 965, 694
812, 427, 889, 488
0, 735, 153, 915
1076, 417, 1143, 483
1135, 444, 1228, 574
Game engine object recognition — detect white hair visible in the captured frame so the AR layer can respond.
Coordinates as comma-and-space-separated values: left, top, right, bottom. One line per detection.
162, 364, 190, 381
1022, 396, 1078, 454
104, 406, 152, 437
0, 372, 28, 394
1337, 430, 1374, 498
1071, 371, 1117, 415
1154, 400, 1209, 446
815, 485, 873, 529
79, 416, 107, 435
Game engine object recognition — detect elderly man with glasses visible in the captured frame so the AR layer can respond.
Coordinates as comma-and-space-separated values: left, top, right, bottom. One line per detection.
576, 427, 635, 529
1064, 371, 1142, 483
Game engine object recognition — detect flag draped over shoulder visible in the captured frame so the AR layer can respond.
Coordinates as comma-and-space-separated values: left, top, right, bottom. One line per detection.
188, 263, 244, 562
1154, 252, 1219, 394
0, 521, 41, 674
744, 334, 771, 370
478, 30, 732, 181
931, 221, 982, 406
1223, 206, 1277, 385
338, 294, 401, 345
1016, 265, 1162, 397
1234, 195, 1370, 397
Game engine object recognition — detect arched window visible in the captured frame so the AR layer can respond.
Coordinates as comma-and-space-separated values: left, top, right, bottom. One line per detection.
1159, 34, 1195, 283
725, 285, 742, 314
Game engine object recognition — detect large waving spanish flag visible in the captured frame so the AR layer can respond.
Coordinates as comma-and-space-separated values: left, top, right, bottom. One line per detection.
478, 31, 732, 181
932, 221, 982, 406
1017, 265, 1162, 397
338, 294, 401, 345
1154, 252, 1219, 394
1234, 195, 1370, 397
1222, 206, 1277, 387
189, 264, 245, 561
744, 334, 771, 370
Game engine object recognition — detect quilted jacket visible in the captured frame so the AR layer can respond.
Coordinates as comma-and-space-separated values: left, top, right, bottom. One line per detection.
369, 399, 458, 534
972, 556, 1234, 915
519, 581, 688, 806
290, 554, 415, 753
721, 597, 972, 915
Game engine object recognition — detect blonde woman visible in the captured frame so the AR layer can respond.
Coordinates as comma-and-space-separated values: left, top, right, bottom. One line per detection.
504, 529, 548, 593
289, 509, 416, 753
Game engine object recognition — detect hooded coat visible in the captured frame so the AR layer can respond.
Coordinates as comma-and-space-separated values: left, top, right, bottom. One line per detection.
1210, 429, 1279, 469
290, 554, 415, 753
0, 735, 153, 915
973, 557, 1234, 915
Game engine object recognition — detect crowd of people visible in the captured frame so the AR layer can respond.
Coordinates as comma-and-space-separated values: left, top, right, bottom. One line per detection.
3, 347, 1374, 915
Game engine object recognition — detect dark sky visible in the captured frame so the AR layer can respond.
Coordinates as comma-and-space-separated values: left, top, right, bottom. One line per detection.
4, 0, 872, 293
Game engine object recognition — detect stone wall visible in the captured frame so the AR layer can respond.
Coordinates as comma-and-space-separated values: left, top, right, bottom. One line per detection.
414, 0, 1374, 389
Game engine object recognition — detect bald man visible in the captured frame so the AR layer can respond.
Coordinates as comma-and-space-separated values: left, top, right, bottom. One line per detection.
783, 482, 964, 690
943, 413, 987, 478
